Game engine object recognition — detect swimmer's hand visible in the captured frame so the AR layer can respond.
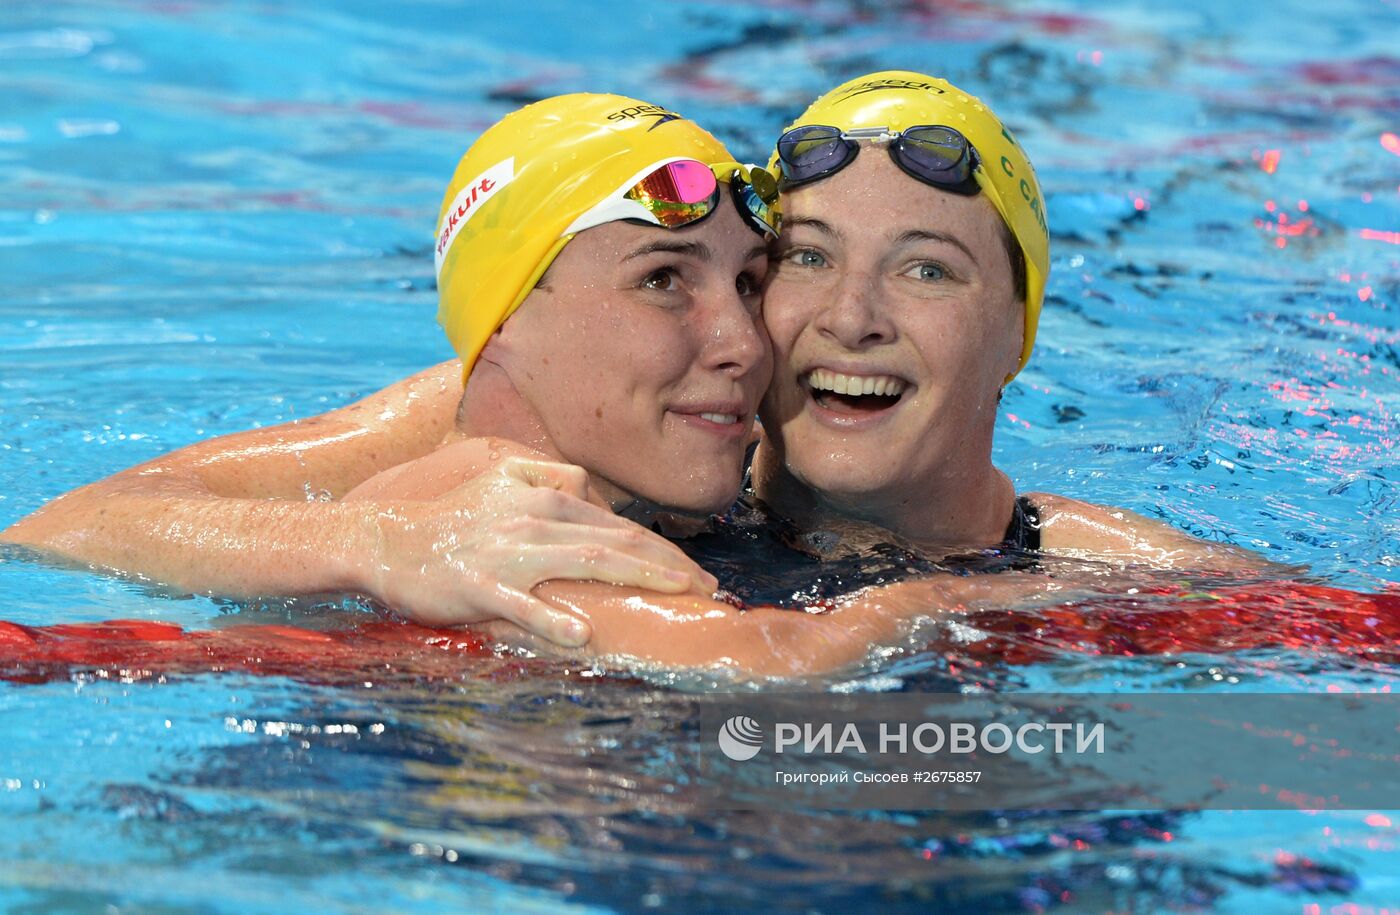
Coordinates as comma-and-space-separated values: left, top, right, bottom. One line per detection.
348, 453, 718, 646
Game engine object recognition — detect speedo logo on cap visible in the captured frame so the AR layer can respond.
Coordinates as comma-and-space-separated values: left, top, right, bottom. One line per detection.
841, 78, 947, 98
434, 157, 514, 279
606, 104, 685, 130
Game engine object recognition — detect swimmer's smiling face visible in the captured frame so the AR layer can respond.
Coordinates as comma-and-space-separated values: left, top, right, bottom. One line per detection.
491, 194, 772, 515
759, 148, 1022, 504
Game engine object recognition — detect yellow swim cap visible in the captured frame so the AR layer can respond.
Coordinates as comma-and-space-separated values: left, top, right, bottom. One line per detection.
435, 93, 740, 378
770, 71, 1050, 379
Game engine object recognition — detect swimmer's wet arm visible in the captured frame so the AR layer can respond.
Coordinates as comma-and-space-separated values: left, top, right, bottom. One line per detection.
157, 360, 463, 499
2, 477, 383, 596
4, 429, 713, 646
14, 357, 459, 507
506, 576, 1004, 678
0, 360, 462, 594
1027, 493, 1294, 574
479, 586, 876, 677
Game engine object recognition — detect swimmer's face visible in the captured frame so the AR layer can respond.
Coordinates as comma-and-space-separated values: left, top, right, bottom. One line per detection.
496, 194, 772, 514
759, 149, 1022, 502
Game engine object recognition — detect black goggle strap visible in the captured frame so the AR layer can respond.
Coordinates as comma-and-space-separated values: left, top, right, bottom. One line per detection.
729, 165, 782, 236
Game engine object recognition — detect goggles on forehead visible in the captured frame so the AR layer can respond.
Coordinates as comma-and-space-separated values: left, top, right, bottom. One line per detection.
775, 124, 981, 196
565, 158, 780, 238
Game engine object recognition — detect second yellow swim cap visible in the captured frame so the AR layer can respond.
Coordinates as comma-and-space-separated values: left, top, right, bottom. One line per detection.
771, 71, 1050, 379
435, 93, 736, 377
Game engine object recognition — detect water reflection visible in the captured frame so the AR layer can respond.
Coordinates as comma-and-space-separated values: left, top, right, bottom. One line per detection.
152, 664, 1369, 913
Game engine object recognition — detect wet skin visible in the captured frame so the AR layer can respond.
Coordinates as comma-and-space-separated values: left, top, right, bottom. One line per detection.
462, 195, 772, 516
754, 149, 1023, 549
746, 148, 1274, 572
1, 150, 1278, 668
0, 197, 775, 644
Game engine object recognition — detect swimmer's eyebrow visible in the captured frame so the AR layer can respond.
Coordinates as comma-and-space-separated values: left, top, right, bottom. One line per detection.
744, 244, 767, 263
782, 216, 843, 242
893, 229, 977, 265
783, 218, 976, 264
623, 240, 712, 262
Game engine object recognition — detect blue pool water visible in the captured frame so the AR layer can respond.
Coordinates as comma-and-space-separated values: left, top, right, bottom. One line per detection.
2, 0, 1398, 911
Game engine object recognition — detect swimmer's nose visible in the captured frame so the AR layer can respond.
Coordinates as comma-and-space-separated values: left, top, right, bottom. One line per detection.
816, 274, 895, 350
700, 287, 772, 381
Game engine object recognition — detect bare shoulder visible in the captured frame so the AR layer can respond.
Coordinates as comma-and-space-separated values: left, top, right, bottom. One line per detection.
1022, 491, 1273, 572
287, 359, 462, 441
98, 359, 467, 500
343, 436, 543, 503
1023, 492, 1153, 538
1025, 490, 1205, 550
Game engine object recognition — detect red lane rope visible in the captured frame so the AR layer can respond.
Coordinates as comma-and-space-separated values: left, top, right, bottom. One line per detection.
0, 617, 491, 685
1, 582, 1395, 684
950, 582, 1400, 667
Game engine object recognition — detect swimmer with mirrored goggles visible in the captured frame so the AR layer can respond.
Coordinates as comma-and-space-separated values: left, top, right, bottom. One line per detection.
5, 93, 797, 653
5, 81, 1285, 679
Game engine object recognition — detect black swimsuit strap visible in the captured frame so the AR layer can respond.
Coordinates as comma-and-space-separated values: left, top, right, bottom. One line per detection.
678, 487, 1045, 608
1003, 495, 1042, 552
